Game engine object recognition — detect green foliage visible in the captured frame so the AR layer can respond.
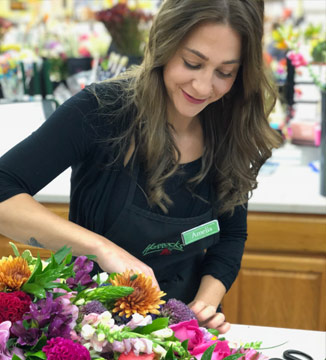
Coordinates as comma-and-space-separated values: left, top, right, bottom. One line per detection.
73, 285, 134, 305
201, 343, 218, 360
207, 328, 220, 337
9, 241, 38, 266
224, 354, 245, 360
134, 317, 169, 335
21, 246, 74, 299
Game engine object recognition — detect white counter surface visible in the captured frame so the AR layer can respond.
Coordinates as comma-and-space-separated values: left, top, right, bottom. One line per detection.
226, 324, 326, 359
1, 101, 326, 214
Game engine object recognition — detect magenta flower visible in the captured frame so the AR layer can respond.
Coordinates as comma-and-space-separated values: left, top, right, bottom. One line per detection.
190, 340, 231, 360
169, 319, 204, 350
287, 50, 308, 68
42, 337, 91, 360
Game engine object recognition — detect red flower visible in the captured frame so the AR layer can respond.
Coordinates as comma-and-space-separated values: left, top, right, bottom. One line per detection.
0, 291, 31, 323
118, 351, 155, 360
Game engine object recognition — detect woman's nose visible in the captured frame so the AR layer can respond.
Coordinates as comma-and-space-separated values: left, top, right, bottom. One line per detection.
192, 72, 214, 98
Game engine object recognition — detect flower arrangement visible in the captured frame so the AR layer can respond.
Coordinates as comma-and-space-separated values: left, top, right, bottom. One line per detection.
95, 3, 152, 58
0, 243, 268, 360
272, 23, 326, 91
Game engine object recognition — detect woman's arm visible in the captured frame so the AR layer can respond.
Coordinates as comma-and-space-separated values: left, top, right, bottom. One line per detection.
0, 193, 159, 287
188, 204, 248, 333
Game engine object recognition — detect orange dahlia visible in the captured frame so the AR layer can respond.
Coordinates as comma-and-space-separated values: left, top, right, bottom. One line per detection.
0, 256, 31, 291
111, 270, 166, 318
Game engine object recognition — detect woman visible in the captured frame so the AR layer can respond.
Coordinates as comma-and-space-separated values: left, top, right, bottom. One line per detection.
0, 0, 282, 333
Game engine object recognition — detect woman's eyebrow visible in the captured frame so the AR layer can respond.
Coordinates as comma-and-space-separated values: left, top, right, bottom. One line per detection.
184, 47, 241, 64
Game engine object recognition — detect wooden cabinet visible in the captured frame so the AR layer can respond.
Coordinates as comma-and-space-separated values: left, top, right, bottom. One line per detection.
223, 212, 326, 331
1, 204, 325, 330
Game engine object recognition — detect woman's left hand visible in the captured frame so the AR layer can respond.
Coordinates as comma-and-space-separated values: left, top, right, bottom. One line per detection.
188, 300, 231, 334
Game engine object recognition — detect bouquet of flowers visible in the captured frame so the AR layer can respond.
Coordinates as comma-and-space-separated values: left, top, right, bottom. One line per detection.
272, 23, 326, 91
0, 243, 268, 360
95, 3, 152, 58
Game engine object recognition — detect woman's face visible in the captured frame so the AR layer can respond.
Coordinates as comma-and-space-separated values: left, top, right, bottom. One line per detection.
163, 22, 241, 123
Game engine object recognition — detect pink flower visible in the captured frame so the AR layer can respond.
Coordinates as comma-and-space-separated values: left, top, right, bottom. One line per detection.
118, 351, 155, 360
190, 340, 231, 360
169, 319, 204, 350
42, 337, 91, 360
231, 347, 269, 360
287, 51, 308, 68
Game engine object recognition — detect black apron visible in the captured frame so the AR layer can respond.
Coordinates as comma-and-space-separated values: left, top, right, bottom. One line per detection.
102, 159, 219, 304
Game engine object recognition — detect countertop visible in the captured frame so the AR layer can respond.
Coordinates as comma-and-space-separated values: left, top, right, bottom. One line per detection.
225, 324, 326, 359
1, 101, 325, 214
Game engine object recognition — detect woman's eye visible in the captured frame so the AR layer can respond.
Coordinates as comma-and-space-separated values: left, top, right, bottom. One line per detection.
183, 60, 201, 69
217, 70, 233, 78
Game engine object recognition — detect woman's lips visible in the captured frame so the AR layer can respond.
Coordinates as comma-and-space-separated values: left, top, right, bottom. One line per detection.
182, 90, 207, 104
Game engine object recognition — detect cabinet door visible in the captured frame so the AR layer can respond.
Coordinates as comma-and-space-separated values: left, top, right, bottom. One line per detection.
222, 253, 326, 331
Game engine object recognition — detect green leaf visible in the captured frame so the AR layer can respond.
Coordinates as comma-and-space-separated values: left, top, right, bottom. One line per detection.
9, 242, 20, 257
207, 328, 219, 337
75, 285, 134, 304
22, 283, 46, 298
86, 254, 97, 261
24, 350, 47, 359
223, 354, 245, 360
163, 346, 178, 360
51, 245, 72, 264
201, 343, 217, 360
181, 339, 189, 351
25, 255, 43, 283
30, 333, 47, 351
12, 355, 23, 360
135, 317, 169, 334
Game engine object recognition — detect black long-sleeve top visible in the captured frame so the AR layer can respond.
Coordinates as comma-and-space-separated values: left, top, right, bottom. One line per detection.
0, 82, 247, 297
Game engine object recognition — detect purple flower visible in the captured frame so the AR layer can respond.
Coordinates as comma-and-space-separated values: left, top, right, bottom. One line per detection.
0, 321, 25, 359
43, 337, 91, 360
81, 300, 107, 315
160, 298, 196, 324
66, 256, 98, 290
11, 292, 78, 345
10, 321, 41, 346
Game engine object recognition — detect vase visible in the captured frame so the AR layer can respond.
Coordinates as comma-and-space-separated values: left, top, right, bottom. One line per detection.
320, 90, 326, 196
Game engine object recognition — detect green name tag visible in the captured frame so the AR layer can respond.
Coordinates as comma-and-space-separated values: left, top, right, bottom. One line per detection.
181, 220, 220, 245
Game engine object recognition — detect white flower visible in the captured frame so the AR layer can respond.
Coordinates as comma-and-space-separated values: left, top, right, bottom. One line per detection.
126, 313, 153, 330
81, 324, 96, 340
92, 272, 109, 283
153, 344, 167, 358
151, 328, 173, 339
131, 338, 153, 355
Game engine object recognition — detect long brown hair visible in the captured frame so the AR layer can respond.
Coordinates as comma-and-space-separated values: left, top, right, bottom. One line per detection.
91, 0, 282, 215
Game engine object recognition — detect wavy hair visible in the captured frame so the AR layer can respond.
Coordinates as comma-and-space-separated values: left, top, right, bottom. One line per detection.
92, 0, 282, 215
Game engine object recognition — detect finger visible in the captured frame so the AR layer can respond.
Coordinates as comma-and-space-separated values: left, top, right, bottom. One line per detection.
188, 300, 206, 314
202, 312, 225, 329
194, 305, 217, 324
216, 321, 231, 334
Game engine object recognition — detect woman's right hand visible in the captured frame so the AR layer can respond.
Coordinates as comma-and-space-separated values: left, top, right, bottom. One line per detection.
94, 240, 160, 290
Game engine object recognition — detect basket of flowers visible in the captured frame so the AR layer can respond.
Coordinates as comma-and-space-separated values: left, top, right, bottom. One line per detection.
0, 243, 268, 359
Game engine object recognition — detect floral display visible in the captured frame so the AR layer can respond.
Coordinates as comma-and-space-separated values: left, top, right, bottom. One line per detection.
271, 23, 326, 91
95, 3, 153, 57
0, 243, 268, 360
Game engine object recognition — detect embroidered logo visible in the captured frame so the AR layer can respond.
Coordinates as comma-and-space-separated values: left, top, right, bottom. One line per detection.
142, 240, 184, 256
